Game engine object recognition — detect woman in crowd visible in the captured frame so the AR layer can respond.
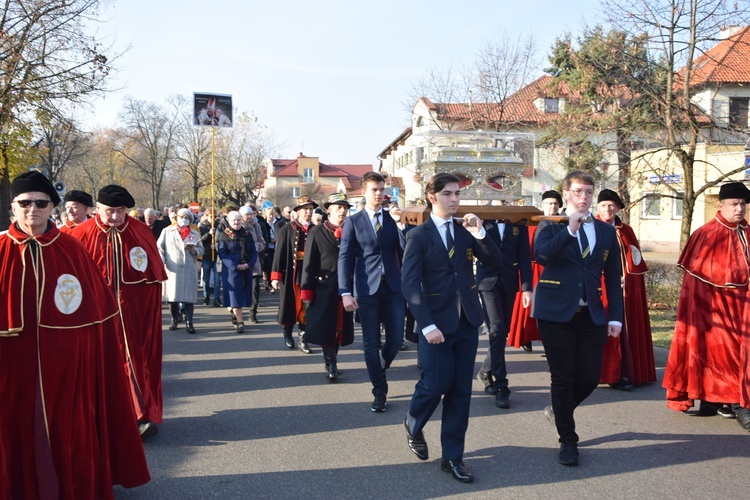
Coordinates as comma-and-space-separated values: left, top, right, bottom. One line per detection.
157, 208, 204, 334
218, 211, 257, 333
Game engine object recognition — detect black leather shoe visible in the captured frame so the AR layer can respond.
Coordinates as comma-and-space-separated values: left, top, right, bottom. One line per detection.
495, 387, 510, 409
283, 332, 295, 349
400, 342, 409, 351
558, 442, 579, 466
371, 394, 387, 412
212, 300, 222, 307
249, 312, 259, 324
522, 342, 533, 352
404, 417, 428, 460
203, 296, 210, 305
327, 363, 339, 381
138, 421, 159, 441
169, 320, 178, 331
186, 321, 196, 334
608, 378, 634, 391
735, 406, 750, 430
717, 405, 736, 419
477, 371, 498, 395
440, 459, 474, 483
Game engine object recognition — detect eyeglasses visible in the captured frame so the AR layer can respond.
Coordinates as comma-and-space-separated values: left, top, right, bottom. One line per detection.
568, 189, 594, 198
15, 199, 53, 209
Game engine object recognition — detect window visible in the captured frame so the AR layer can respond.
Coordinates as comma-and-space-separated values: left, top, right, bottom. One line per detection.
290, 187, 300, 198
642, 193, 661, 219
544, 98, 559, 113
302, 168, 314, 183
729, 97, 749, 128
672, 192, 684, 219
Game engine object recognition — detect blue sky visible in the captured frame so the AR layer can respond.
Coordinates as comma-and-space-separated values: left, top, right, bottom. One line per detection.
83, 0, 602, 166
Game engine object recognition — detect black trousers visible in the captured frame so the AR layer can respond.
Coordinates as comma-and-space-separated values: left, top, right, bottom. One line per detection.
537, 310, 607, 443
479, 285, 514, 388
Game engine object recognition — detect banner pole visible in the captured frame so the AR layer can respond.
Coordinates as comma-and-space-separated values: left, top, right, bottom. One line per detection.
211, 126, 216, 260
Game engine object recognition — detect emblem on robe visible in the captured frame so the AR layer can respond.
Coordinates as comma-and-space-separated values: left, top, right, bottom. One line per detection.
55, 274, 82, 314
630, 245, 642, 265
130, 246, 148, 272
466, 248, 474, 260
512, 226, 519, 237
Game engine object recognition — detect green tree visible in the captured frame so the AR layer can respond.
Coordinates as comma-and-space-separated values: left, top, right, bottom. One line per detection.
0, 0, 119, 229
544, 27, 659, 221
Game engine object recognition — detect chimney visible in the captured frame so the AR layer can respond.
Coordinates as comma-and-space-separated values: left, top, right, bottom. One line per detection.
719, 25, 742, 40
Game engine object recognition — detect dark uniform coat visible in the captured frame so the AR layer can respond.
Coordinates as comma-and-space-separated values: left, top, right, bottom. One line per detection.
300, 222, 354, 346
271, 220, 309, 325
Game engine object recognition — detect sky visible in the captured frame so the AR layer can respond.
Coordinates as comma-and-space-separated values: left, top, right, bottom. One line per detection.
82, 0, 603, 167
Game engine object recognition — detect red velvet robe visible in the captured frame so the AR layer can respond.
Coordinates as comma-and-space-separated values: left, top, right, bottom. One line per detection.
507, 226, 541, 347
71, 215, 167, 424
663, 212, 750, 410
58, 217, 89, 235
597, 216, 656, 385
0, 223, 149, 499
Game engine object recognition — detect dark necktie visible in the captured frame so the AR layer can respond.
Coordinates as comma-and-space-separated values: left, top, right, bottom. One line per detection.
579, 225, 589, 302
580, 224, 591, 260
374, 212, 382, 236
445, 221, 455, 260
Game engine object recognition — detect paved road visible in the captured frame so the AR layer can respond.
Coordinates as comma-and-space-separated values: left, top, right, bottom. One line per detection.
116, 291, 749, 499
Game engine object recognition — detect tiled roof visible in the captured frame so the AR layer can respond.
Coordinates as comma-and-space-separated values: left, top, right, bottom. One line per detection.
680, 26, 750, 86
426, 76, 571, 127
270, 158, 373, 181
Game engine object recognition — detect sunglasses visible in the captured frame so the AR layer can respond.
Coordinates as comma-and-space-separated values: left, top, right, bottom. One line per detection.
15, 199, 53, 209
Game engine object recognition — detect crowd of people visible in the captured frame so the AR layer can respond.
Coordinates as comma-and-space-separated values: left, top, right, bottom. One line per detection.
1, 168, 749, 495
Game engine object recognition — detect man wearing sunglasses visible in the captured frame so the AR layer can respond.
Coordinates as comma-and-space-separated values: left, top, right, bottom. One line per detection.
71, 184, 167, 441
0, 172, 150, 497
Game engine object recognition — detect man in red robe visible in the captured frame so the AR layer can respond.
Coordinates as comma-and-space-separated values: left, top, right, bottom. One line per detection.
71, 185, 167, 439
0, 172, 150, 499
58, 189, 94, 234
663, 182, 750, 431
596, 189, 656, 388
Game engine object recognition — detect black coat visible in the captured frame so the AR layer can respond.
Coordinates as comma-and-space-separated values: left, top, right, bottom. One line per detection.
475, 221, 532, 293
271, 221, 309, 325
300, 223, 354, 346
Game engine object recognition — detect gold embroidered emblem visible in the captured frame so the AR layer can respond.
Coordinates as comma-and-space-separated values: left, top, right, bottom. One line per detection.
130, 246, 148, 272
630, 245, 642, 265
602, 249, 609, 262
512, 227, 519, 237
55, 274, 82, 314
466, 248, 474, 260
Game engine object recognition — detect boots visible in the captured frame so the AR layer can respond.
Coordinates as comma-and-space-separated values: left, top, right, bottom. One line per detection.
323, 345, 339, 381
299, 330, 313, 354
283, 329, 295, 349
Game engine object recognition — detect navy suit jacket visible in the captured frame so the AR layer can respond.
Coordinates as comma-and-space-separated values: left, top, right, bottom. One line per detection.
401, 217, 500, 335
531, 219, 623, 325
338, 209, 404, 297
475, 221, 532, 293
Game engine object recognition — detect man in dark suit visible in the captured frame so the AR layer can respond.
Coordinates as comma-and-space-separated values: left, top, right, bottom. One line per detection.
338, 172, 405, 412
401, 173, 500, 483
532, 170, 623, 467
475, 216, 532, 408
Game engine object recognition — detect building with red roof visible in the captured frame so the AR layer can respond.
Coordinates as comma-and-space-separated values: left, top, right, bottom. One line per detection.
263, 153, 374, 208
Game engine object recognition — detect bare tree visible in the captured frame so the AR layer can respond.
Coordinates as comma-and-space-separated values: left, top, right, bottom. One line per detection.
34, 116, 89, 183
212, 112, 278, 206
115, 96, 183, 208
0, 0, 120, 229
469, 32, 540, 131
174, 105, 211, 202
602, 0, 750, 247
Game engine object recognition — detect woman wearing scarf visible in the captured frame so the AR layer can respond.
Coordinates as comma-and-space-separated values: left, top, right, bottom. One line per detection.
218, 211, 258, 333
157, 208, 205, 333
